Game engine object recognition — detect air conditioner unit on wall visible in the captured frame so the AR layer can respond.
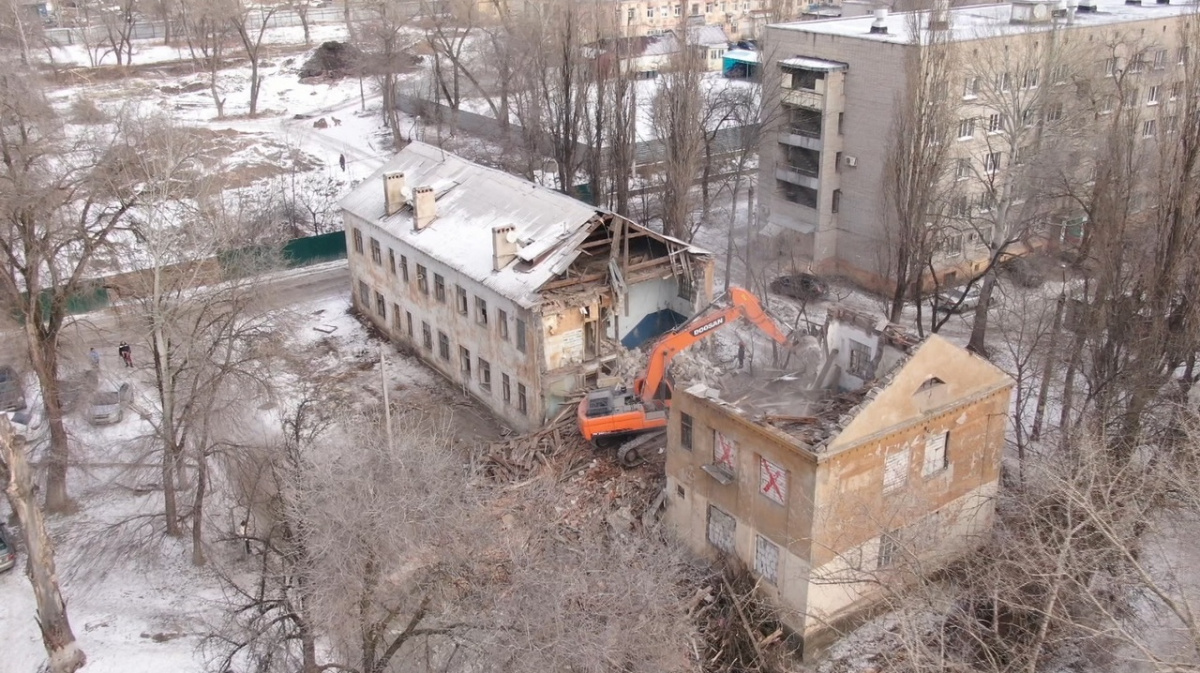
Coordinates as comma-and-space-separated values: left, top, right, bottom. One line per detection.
845, 155, 858, 167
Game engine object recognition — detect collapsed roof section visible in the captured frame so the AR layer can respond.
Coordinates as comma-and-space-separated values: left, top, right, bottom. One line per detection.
690, 305, 1011, 454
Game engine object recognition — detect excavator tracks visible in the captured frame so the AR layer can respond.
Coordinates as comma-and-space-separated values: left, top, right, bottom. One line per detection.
615, 430, 668, 468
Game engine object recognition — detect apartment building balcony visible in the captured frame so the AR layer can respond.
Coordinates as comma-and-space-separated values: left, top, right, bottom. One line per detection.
775, 163, 820, 189
783, 87, 824, 110
779, 130, 822, 150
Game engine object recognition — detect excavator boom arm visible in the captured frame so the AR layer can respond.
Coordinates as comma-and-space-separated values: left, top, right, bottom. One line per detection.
637, 287, 790, 403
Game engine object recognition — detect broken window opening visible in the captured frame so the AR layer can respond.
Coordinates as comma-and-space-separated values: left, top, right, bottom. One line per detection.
422, 322, 432, 349
456, 285, 468, 314
388, 249, 397, 275
438, 331, 450, 360
517, 382, 528, 414
479, 358, 492, 391
848, 339, 872, 378
400, 255, 409, 282
476, 297, 488, 326
370, 238, 382, 265
374, 291, 386, 318
680, 412, 694, 450
435, 274, 446, 303
460, 346, 471, 375
352, 228, 364, 254
516, 318, 527, 353
499, 309, 509, 340
417, 265, 429, 294
502, 373, 511, 403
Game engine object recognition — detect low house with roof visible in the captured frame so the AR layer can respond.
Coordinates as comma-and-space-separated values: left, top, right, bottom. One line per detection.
340, 142, 715, 431
663, 306, 1012, 656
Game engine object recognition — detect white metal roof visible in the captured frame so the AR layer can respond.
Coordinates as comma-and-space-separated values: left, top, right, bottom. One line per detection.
780, 56, 849, 71
339, 142, 602, 309
771, 0, 1198, 45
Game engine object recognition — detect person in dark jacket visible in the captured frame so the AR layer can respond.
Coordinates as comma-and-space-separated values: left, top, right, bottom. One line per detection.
118, 342, 133, 368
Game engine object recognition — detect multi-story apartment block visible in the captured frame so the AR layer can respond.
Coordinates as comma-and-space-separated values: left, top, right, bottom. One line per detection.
341, 142, 714, 431
612, 0, 802, 39
664, 306, 1013, 656
759, 0, 1197, 292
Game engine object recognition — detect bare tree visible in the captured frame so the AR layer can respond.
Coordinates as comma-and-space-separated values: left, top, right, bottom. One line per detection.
179, 0, 231, 118
359, 0, 420, 147
0, 63, 140, 512
652, 34, 705, 240
226, 0, 280, 117
0, 419, 86, 673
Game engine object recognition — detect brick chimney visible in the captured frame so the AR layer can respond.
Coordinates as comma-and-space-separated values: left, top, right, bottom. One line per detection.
492, 225, 519, 271
413, 186, 437, 231
384, 172, 407, 216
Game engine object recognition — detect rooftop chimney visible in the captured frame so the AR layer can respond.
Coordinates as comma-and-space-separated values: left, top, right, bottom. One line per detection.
384, 172, 407, 216
869, 7, 888, 33
412, 186, 437, 231
492, 225, 519, 271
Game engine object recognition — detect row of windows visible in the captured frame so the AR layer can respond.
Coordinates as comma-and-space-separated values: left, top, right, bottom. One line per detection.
629, 0, 750, 19
359, 280, 530, 415
1104, 47, 1188, 77
352, 228, 528, 353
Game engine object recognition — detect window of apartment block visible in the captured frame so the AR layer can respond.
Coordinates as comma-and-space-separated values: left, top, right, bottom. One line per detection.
984, 151, 1002, 173
755, 535, 779, 584
1155, 49, 1168, 70
374, 291, 386, 317
476, 297, 488, 326
987, 113, 1003, 133
996, 71, 1012, 91
1103, 58, 1117, 77
1022, 107, 1036, 126
388, 249, 396, 275
979, 191, 996, 212
1022, 68, 1038, 89
460, 346, 471, 376
707, 505, 736, 554
1101, 95, 1115, 114
673, 3, 680, 15
498, 309, 509, 340
759, 457, 787, 505
713, 431, 737, 473
1179, 46, 1190, 66
516, 318, 527, 352
406, 311, 414, 337
370, 238, 382, 265
400, 255, 409, 282
392, 304, 401, 331
628, 7, 634, 18
1125, 88, 1140, 108
878, 532, 900, 568
848, 339, 871, 378
435, 274, 446, 302
358, 281, 370, 306
502, 373, 511, 403
955, 157, 971, 180
517, 382, 528, 415
691, 2, 698, 14
478, 358, 491, 391
1143, 119, 1157, 138
962, 75, 980, 99
950, 196, 969, 217
883, 447, 910, 493
838, 112, 844, 135
680, 412, 694, 450
1129, 56, 1146, 73
646, 7, 652, 16
1166, 115, 1179, 134
438, 331, 450, 360
924, 431, 949, 476
831, 189, 842, 214
422, 321, 432, 349
1170, 82, 1182, 100
456, 285, 468, 314
1147, 85, 1160, 105
1052, 65, 1068, 84
352, 228, 364, 254
417, 265, 428, 293
957, 117, 975, 140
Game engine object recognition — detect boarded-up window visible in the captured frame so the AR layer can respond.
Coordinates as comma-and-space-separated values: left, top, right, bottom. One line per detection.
714, 431, 737, 472
755, 535, 780, 584
707, 505, 735, 553
883, 447, 910, 493
759, 457, 787, 506
923, 432, 949, 476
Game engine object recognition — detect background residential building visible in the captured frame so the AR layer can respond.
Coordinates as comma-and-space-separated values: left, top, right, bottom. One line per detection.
664, 307, 1013, 655
758, 0, 1196, 291
341, 142, 714, 431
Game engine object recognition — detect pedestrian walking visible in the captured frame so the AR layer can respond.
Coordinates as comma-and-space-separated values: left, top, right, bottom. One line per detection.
118, 341, 133, 368
338, 153, 346, 171
88, 347, 100, 368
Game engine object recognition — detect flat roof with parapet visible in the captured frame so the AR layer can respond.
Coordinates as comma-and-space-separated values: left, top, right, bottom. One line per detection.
770, 0, 1198, 46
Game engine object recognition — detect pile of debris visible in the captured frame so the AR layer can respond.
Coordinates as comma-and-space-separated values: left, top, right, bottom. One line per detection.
689, 564, 800, 673
299, 41, 363, 79
480, 405, 581, 482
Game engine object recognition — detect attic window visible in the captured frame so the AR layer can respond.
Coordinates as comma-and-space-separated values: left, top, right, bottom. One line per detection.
915, 377, 946, 394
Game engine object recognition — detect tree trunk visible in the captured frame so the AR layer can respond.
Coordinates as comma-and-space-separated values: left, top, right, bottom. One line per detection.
27, 328, 72, 513
966, 273, 997, 354
191, 450, 207, 566
1, 421, 87, 673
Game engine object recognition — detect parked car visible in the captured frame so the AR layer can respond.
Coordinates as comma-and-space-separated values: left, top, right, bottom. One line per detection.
0, 366, 26, 412
88, 383, 132, 426
0, 524, 15, 573
770, 273, 829, 302
937, 284, 983, 313
9, 406, 48, 448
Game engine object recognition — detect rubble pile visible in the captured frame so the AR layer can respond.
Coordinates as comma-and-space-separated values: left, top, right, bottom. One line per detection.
689, 564, 800, 673
480, 406, 581, 482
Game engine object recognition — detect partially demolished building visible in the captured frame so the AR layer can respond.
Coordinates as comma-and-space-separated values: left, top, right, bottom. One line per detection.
341, 142, 714, 431
663, 306, 1012, 655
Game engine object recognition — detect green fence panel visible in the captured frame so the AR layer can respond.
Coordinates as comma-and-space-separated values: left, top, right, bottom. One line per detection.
282, 230, 348, 267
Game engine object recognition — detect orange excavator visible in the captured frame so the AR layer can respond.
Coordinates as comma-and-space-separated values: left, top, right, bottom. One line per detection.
577, 287, 792, 452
